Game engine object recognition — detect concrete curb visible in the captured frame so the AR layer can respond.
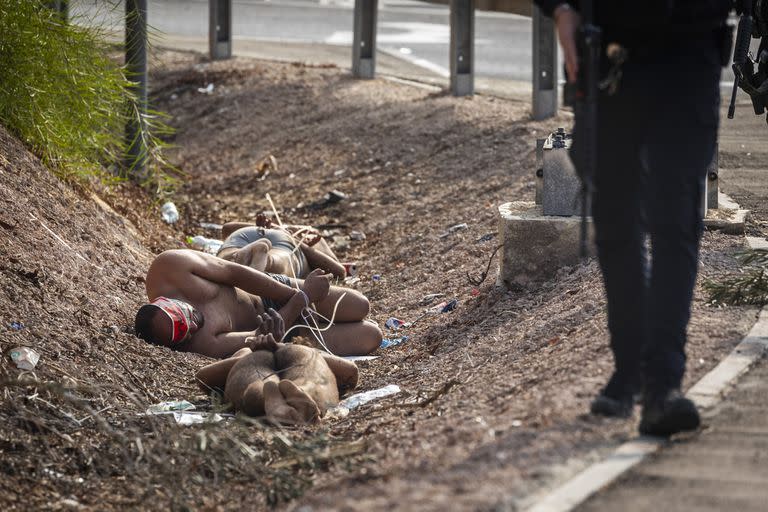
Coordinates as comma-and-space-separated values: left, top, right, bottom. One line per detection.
524, 234, 768, 512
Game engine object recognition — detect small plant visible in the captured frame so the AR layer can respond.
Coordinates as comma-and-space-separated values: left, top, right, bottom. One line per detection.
0, 1, 176, 190
704, 249, 768, 306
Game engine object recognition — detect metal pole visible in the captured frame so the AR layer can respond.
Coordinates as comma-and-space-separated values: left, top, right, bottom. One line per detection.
449, 0, 474, 96
126, 0, 148, 176
45, 1, 69, 21
352, 0, 378, 78
532, 5, 557, 119
210, 0, 232, 60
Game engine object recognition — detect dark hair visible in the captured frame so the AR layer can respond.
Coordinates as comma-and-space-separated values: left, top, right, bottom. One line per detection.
134, 304, 163, 345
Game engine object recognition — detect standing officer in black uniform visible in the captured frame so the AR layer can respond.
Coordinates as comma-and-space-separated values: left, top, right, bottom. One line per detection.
534, 0, 732, 436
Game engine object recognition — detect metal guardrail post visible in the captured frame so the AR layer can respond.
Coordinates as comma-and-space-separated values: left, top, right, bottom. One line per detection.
532, 5, 557, 119
45, 1, 69, 21
449, 0, 474, 96
126, 0, 148, 175
210, 0, 233, 60
352, 0, 378, 78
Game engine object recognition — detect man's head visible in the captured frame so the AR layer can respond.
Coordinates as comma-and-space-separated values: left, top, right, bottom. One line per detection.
134, 297, 204, 348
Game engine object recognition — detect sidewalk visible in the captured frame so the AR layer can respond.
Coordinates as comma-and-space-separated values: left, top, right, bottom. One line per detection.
577, 354, 768, 511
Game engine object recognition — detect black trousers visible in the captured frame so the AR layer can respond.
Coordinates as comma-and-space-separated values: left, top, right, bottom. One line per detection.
583, 34, 722, 394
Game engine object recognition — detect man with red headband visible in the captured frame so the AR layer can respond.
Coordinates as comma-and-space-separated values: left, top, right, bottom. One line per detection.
134, 249, 381, 358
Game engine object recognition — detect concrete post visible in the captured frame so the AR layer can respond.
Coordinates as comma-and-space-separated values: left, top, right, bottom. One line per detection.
450, 0, 474, 96
210, 0, 233, 60
352, 0, 378, 78
125, 0, 148, 175
532, 5, 557, 120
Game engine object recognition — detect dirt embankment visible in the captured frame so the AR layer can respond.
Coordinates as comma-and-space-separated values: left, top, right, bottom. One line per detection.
0, 49, 758, 511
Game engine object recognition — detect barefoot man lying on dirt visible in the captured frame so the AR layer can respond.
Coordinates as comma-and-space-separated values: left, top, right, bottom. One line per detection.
195, 334, 359, 424
134, 249, 381, 358
217, 215, 346, 280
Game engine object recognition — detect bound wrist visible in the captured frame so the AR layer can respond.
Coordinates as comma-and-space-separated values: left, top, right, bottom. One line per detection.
295, 289, 310, 308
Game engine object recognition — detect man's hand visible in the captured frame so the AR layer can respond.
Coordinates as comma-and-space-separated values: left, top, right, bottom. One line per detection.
254, 308, 285, 340
245, 333, 280, 352
301, 269, 332, 304
554, 4, 581, 83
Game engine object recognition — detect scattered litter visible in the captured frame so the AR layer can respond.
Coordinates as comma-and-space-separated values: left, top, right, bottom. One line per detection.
146, 400, 196, 415
173, 411, 227, 425
476, 233, 496, 243
336, 384, 401, 411
326, 189, 347, 204
439, 223, 468, 238
343, 262, 358, 277
428, 298, 458, 314
9, 321, 24, 331
255, 154, 277, 181
343, 355, 379, 362
344, 276, 361, 286
380, 336, 408, 349
160, 201, 179, 224
199, 222, 223, 231
188, 235, 223, 255
332, 236, 350, 251
197, 83, 215, 94
471, 288, 480, 297
333, 169, 346, 176
372, 274, 382, 282
385, 317, 406, 331
8, 347, 40, 370
419, 293, 444, 306
349, 231, 366, 241
511, 420, 523, 428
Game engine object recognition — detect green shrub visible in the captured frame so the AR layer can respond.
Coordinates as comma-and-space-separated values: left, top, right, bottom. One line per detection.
0, 0, 174, 189
704, 249, 768, 306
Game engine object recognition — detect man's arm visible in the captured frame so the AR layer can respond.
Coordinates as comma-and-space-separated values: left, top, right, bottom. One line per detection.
300, 243, 346, 279
149, 249, 297, 303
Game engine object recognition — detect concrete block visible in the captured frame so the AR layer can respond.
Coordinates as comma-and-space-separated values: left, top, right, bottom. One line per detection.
542, 129, 584, 217
497, 201, 594, 288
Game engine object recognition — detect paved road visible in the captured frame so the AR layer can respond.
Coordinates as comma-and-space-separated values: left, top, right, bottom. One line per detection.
71, 0, 537, 81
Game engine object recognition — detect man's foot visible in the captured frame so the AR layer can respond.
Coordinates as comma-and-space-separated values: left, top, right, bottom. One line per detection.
589, 371, 639, 418
263, 380, 320, 425
639, 389, 700, 437
590, 393, 634, 418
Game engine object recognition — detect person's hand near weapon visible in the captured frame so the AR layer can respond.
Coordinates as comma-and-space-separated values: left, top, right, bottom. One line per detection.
553, 4, 581, 83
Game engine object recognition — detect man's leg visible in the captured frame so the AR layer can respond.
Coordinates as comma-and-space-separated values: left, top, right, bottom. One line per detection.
288, 277, 371, 323
639, 38, 721, 435
587, 70, 648, 417
289, 319, 382, 356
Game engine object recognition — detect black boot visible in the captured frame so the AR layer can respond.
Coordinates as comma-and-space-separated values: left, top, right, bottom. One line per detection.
639, 388, 700, 437
590, 372, 638, 418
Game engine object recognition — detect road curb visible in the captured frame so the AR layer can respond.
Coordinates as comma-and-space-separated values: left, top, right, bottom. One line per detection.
524, 235, 768, 512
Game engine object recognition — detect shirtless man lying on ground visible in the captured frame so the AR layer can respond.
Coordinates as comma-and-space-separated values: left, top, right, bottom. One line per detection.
195, 334, 358, 424
217, 216, 346, 280
134, 249, 381, 358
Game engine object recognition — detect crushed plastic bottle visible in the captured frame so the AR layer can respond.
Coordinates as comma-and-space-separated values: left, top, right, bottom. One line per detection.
8, 347, 40, 370
380, 336, 408, 349
337, 384, 401, 410
384, 317, 406, 331
187, 235, 223, 255
160, 202, 179, 224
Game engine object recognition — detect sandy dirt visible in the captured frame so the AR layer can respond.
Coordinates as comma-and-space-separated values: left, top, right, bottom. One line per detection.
0, 48, 760, 511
